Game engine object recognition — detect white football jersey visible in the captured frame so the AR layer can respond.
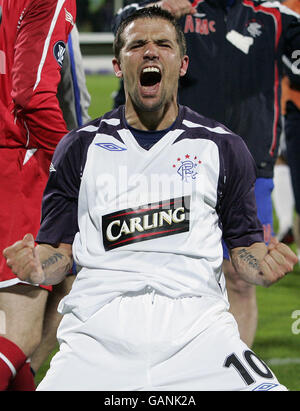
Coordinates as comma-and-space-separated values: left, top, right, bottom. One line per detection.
37, 105, 263, 320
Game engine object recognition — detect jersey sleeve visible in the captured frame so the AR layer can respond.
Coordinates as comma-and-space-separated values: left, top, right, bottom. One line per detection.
218, 134, 264, 250
57, 24, 91, 130
36, 129, 83, 245
11, 0, 76, 152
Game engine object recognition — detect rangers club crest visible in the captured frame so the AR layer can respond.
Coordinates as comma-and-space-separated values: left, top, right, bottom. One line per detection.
246, 19, 263, 38
173, 154, 201, 182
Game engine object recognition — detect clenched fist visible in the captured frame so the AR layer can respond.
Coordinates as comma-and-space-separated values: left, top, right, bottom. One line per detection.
231, 236, 298, 288
3, 233, 45, 285
259, 237, 298, 286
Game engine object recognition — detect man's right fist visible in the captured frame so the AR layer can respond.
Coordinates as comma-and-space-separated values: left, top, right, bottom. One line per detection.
3, 233, 45, 285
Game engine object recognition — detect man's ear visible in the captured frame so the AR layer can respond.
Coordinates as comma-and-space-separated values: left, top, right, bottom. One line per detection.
179, 55, 189, 77
112, 57, 123, 78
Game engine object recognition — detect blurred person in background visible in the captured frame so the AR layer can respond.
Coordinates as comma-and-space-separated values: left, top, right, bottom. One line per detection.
272, 0, 300, 257
281, 0, 300, 263
77, 0, 114, 32
0, 0, 76, 391
28, 24, 91, 384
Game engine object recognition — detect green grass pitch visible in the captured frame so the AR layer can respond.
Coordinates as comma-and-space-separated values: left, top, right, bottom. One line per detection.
35, 74, 300, 391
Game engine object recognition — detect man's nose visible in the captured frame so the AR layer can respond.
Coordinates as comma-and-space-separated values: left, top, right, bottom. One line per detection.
143, 43, 159, 60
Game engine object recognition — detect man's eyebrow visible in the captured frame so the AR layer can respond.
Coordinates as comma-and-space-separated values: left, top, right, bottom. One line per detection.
155, 38, 174, 46
126, 39, 147, 47
156, 38, 173, 43
126, 38, 174, 48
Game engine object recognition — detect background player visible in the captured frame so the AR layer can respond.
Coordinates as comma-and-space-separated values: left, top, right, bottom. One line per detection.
272, 0, 300, 262
6, 24, 91, 391
0, 0, 76, 391
112, 0, 300, 347
27, 23, 91, 384
281, 0, 300, 263
3, 7, 298, 391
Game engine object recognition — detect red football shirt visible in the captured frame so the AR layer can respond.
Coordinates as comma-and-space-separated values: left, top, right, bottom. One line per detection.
0, 0, 76, 151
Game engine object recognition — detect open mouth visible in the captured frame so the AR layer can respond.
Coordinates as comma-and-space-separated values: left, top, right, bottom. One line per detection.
140, 67, 162, 87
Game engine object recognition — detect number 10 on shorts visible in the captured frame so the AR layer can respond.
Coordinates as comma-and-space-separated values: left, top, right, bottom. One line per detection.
224, 350, 274, 385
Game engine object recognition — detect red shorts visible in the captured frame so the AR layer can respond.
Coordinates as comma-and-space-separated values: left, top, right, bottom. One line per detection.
0, 148, 53, 291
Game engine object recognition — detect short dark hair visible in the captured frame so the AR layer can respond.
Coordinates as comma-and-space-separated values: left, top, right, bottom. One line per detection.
113, 6, 187, 60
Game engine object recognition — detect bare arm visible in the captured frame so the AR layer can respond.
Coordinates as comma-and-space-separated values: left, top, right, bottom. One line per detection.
3, 234, 73, 286
230, 238, 298, 287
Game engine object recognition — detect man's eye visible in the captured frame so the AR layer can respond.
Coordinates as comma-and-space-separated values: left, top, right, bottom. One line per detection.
159, 43, 172, 48
130, 43, 143, 49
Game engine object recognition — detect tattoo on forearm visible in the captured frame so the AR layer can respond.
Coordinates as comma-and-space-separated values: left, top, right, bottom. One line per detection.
237, 249, 260, 271
41, 252, 69, 271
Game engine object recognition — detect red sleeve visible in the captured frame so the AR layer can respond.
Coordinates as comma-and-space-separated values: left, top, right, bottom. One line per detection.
11, 0, 76, 152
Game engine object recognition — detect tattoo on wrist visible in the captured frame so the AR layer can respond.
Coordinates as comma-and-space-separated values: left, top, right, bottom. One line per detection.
41, 252, 65, 270
237, 248, 260, 271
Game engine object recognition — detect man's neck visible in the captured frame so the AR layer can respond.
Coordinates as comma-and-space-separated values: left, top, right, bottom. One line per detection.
125, 99, 179, 131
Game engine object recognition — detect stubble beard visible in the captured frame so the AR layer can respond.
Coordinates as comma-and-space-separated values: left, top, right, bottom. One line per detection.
131, 87, 168, 114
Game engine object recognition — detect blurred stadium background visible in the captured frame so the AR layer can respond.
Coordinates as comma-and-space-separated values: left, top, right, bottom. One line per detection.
77, 0, 123, 75
36, 0, 300, 390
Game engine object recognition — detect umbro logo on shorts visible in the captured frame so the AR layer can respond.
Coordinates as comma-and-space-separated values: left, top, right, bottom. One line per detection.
102, 196, 190, 251
252, 383, 279, 391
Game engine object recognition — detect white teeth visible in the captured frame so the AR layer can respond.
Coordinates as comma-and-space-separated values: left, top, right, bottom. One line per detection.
142, 67, 160, 74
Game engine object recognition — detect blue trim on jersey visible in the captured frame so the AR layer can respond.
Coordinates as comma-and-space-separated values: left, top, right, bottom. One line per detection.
68, 35, 83, 126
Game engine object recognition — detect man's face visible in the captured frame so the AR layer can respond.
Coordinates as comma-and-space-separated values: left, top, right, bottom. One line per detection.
113, 17, 188, 112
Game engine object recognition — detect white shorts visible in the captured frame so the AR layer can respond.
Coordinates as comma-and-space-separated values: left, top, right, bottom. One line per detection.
37, 290, 286, 391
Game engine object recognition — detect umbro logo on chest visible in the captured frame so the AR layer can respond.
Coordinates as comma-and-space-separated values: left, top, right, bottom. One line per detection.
95, 142, 127, 152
